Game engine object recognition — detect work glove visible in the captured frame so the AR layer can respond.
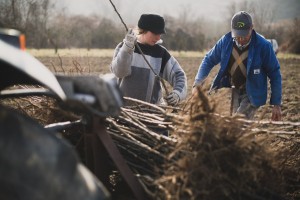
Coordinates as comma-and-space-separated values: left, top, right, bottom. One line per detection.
165, 91, 180, 106
123, 28, 136, 49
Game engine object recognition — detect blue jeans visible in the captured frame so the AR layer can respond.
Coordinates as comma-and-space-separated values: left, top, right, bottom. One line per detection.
232, 88, 258, 120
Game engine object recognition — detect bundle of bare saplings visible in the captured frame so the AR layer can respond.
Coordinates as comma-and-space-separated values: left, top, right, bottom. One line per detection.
2, 86, 299, 200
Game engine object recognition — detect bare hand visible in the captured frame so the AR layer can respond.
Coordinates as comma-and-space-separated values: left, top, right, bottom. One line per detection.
192, 87, 198, 96
271, 105, 282, 121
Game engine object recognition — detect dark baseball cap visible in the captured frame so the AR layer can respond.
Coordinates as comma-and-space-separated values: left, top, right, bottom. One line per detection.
138, 14, 166, 34
231, 11, 253, 37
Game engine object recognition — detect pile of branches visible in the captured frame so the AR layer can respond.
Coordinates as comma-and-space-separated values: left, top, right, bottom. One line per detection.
106, 97, 178, 177
2, 88, 300, 199
152, 89, 297, 200
103, 92, 300, 199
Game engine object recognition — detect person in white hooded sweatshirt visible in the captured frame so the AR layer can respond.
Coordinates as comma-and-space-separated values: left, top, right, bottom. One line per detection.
110, 14, 187, 106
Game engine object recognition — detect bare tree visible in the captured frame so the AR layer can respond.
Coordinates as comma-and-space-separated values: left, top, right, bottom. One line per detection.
283, 17, 300, 53
0, 0, 55, 48
226, 0, 275, 35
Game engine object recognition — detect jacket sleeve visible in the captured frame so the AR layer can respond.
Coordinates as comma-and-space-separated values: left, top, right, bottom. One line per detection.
193, 36, 224, 87
162, 55, 187, 101
262, 41, 282, 105
110, 42, 134, 78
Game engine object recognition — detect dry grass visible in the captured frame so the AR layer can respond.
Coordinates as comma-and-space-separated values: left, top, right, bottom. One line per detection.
27, 48, 206, 58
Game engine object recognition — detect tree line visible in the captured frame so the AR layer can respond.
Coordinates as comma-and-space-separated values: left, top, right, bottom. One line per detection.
0, 0, 299, 54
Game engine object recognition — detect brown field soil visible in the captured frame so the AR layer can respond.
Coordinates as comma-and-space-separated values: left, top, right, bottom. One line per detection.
4, 52, 296, 199
36, 53, 300, 122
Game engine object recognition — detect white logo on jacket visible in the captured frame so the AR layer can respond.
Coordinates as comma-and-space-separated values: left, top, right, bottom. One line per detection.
253, 69, 260, 74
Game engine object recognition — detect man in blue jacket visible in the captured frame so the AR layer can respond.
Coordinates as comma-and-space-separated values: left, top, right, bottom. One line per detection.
192, 11, 282, 120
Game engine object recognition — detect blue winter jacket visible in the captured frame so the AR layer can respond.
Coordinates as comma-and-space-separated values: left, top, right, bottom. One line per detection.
194, 30, 282, 107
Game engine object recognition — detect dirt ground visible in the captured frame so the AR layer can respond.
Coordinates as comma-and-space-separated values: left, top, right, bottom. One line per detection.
11, 53, 297, 199
37, 54, 300, 122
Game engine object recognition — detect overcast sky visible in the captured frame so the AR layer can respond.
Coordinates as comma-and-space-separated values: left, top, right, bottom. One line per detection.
56, 0, 241, 24
56, 0, 300, 25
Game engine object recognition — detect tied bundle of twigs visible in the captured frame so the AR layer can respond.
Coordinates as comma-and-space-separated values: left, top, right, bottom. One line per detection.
105, 97, 180, 177
104, 92, 300, 199
2, 86, 299, 199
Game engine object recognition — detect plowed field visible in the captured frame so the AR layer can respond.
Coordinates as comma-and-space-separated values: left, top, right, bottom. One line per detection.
35, 51, 299, 122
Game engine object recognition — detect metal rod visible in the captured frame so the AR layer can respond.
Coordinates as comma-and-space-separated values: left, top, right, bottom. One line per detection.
0, 88, 58, 99
94, 116, 147, 200
108, 0, 128, 31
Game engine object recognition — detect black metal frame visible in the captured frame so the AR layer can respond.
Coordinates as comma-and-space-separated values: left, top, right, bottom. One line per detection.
0, 89, 147, 200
